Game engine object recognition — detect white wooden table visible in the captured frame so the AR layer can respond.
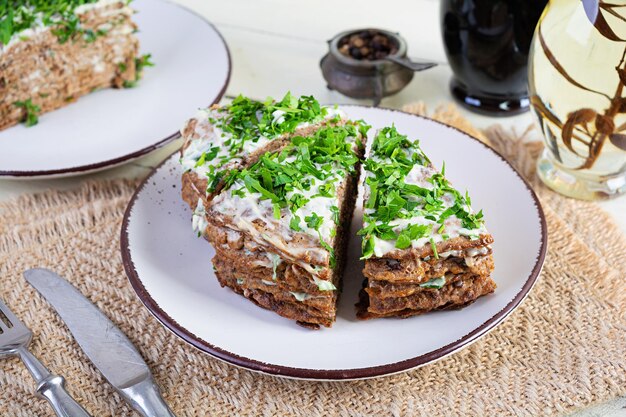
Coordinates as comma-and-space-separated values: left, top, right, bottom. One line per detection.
1, 1, 624, 415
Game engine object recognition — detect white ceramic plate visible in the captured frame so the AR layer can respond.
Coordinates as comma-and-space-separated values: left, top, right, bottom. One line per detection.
121, 106, 547, 380
0, 0, 230, 178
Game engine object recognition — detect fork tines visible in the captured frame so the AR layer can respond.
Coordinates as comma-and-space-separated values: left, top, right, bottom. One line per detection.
0, 298, 18, 333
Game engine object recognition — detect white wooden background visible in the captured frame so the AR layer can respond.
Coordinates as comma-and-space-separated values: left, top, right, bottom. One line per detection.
1, 1, 624, 415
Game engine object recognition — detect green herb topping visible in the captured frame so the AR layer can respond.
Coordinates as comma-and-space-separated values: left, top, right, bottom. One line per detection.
14, 98, 40, 126
222, 93, 329, 151
218, 123, 368, 267
0, 0, 130, 46
122, 53, 154, 88
359, 126, 485, 260
181, 93, 344, 194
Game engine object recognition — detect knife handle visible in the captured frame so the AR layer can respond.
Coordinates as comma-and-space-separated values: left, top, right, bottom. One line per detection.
119, 376, 176, 417
17, 347, 92, 417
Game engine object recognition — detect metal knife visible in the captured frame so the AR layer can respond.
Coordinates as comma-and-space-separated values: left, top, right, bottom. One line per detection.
24, 268, 176, 417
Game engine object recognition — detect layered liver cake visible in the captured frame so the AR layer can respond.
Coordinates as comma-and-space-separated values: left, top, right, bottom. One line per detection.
357, 126, 496, 319
1, 0, 147, 130
180, 95, 495, 328
180, 93, 368, 328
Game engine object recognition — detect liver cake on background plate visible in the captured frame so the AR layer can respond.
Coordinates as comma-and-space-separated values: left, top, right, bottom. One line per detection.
1, 0, 149, 130
357, 126, 496, 319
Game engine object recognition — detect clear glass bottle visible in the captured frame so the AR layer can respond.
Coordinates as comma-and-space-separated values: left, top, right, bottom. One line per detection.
529, 0, 626, 200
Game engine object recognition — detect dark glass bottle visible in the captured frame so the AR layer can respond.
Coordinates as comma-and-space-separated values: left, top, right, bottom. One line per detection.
441, 0, 547, 116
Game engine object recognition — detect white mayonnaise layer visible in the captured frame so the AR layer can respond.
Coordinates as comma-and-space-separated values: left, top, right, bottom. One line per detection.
438, 246, 490, 259
191, 199, 209, 236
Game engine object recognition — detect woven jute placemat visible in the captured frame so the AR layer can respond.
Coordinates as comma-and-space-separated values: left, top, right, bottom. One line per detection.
0, 105, 624, 416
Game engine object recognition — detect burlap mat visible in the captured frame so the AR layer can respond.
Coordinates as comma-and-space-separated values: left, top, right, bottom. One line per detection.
1, 105, 624, 417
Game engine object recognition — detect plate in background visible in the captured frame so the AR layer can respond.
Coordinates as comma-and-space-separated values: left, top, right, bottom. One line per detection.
121, 106, 547, 380
0, 0, 230, 178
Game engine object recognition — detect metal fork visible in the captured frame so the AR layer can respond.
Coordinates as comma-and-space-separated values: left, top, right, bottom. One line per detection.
0, 297, 92, 417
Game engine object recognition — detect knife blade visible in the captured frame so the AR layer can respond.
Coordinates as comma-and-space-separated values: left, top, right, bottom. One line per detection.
24, 268, 176, 417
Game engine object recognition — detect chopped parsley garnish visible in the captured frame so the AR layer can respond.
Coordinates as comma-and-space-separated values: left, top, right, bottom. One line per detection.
222, 123, 367, 266
0, 0, 127, 46
135, 53, 153, 73
305, 213, 323, 230
195, 146, 220, 167
122, 54, 154, 88
359, 126, 485, 259
330, 205, 340, 225
221, 92, 328, 155
195, 93, 342, 193
224, 124, 363, 210
395, 224, 431, 250
429, 237, 439, 259
289, 215, 302, 231
14, 98, 40, 126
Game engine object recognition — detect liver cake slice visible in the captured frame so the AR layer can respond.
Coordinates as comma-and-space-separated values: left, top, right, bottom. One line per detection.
1, 0, 141, 130
180, 93, 368, 328
357, 126, 496, 319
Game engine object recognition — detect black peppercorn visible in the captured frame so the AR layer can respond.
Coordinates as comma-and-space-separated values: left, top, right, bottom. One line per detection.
338, 30, 398, 61
349, 47, 362, 59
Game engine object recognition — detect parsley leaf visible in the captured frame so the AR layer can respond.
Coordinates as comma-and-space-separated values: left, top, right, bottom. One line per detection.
395, 234, 412, 250
330, 205, 340, 225
305, 213, 323, 230
123, 54, 155, 88
430, 237, 439, 259
14, 99, 40, 127
361, 236, 376, 260
289, 215, 302, 231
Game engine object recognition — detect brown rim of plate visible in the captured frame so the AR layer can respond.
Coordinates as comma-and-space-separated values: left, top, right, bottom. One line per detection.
0, 0, 231, 179
120, 105, 548, 381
